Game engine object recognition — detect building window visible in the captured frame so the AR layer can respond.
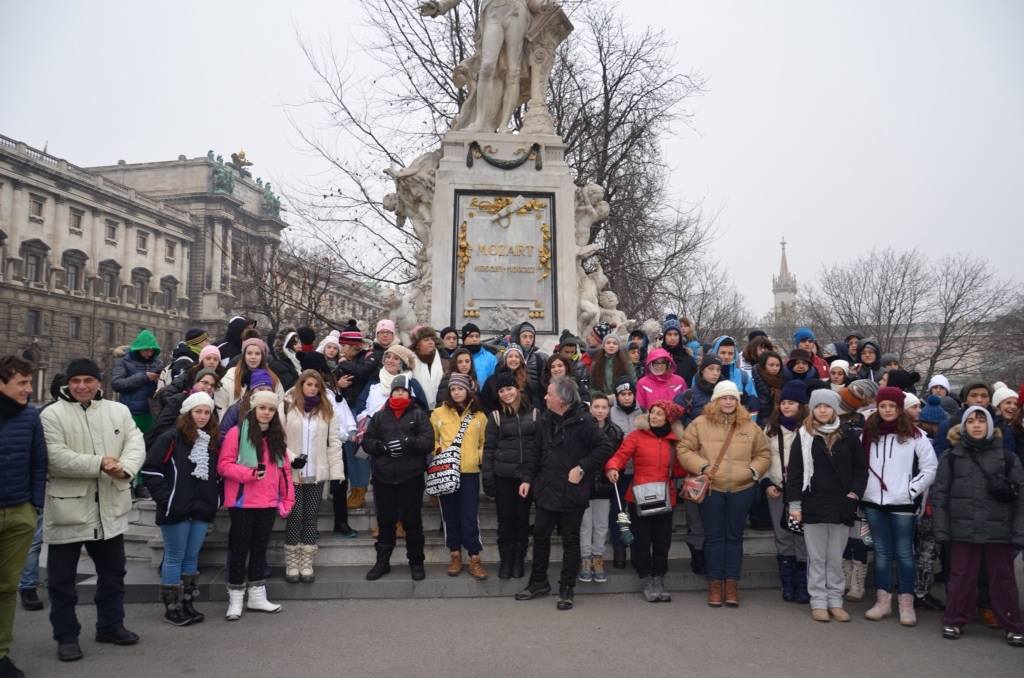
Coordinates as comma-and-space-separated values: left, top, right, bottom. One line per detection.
99, 260, 121, 299
24, 253, 41, 283
104, 321, 116, 343
69, 316, 81, 339
25, 309, 40, 336
65, 261, 80, 290
29, 195, 45, 222
131, 267, 151, 306
136, 231, 148, 253
69, 208, 84, 234
105, 220, 118, 243
160, 276, 178, 311
165, 240, 176, 262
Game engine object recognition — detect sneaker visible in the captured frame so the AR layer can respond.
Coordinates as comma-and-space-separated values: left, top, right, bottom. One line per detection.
19, 588, 43, 611
577, 557, 593, 583
515, 581, 551, 601
592, 556, 607, 583
57, 640, 83, 662
94, 626, 139, 645
914, 593, 946, 611
1008, 632, 1024, 648
942, 625, 962, 640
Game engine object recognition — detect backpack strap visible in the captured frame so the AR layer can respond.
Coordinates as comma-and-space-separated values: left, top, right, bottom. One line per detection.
491, 410, 501, 427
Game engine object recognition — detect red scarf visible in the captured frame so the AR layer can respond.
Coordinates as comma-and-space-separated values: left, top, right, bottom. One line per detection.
387, 396, 411, 420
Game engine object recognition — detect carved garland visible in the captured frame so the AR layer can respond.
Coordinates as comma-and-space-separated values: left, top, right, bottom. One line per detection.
456, 221, 471, 284
538, 223, 551, 282
467, 142, 543, 171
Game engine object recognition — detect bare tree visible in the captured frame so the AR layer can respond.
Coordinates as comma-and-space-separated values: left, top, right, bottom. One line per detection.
286, 0, 712, 321
663, 259, 751, 342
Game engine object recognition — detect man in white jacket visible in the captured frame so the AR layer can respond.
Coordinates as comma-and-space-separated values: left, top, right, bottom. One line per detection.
40, 359, 146, 663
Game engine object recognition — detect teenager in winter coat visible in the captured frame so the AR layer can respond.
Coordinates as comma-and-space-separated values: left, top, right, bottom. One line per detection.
860, 387, 937, 626
111, 329, 164, 434
709, 336, 759, 418
608, 376, 643, 569
659, 315, 698, 384
677, 381, 772, 608
362, 375, 435, 582
214, 316, 250, 368
589, 334, 634, 397
354, 344, 428, 421
146, 368, 221, 447
932, 406, 1024, 646
675, 354, 722, 427
752, 351, 785, 418
606, 400, 686, 603
792, 328, 829, 379
511, 322, 548, 393
482, 371, 540, 579
828, 361, 851, 391
578, 394, 624, 585
217, 391, 295, 620
278, 370, 344, 585
462, 323, 498, 386
762, 380, 810, 605
436, 348, 479, 404
635, 348, 686, 410
216, 338, 284, 414
992, 383, 1020, 457
141, 392, 220, 626
480, 344, 539, 411
853, 337, 883, 382
787, 389, 868, 623
157, 344, 225, 408
431, 373, 489, 579
268, 330, 301, 393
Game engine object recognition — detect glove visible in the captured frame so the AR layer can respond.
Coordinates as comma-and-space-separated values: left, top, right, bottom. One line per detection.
291, 455, 308, 470
385, 439, 404, 458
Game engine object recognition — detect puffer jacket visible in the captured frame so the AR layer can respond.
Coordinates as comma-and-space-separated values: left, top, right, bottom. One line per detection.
362, 400, 435, 484
111, 330, 164, 415
279, 399, 344, 484
40, 390, 146, 544
764, 425, 798, 489
522, 402, 613, 511
217, 426, 295, 513
605, 418, 686, 505
511, 323, 548, 388
635, 348, 687, 410
430, 403, 487, 474
482, 403, 540, 493
677, 407, 771, 493
675, 378, 714, 426
785, 425, 867, 526
932, 426, 1024, 546
861, 427, 937, 512
0, 395, 47, 509
141, 428, 220, 525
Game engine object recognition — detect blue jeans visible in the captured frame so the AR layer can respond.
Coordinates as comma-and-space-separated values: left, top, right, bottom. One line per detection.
346, 441, 371, 488
18, 512, 43, 590
863, 507, 916, 593
699, 485, 758, 580
159, 520, 209, 585
440, 473, 482, 555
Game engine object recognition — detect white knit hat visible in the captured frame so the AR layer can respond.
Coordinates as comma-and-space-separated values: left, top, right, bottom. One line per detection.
928, 374, 950, 392
179, 391, 215, 415
992, 384, 1018, 410
250, 390, 279, 410
829, 359, 850, 376
903, 392, 921, 409
711, 380, 741, 402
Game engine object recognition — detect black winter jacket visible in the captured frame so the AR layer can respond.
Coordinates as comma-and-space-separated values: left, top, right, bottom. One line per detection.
0, 395, 47, 509
362, 401, 435, 484
785, 425, 867, 526
523, 402, 613, 511
591, 419, 624, 499
141, 429, 220, 525
932, 427, 1024, 547
482, 404, 540, 494
146, 392, 222, 448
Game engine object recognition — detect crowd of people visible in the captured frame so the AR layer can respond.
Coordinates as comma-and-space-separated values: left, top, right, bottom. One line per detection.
1, 313, 1023, 676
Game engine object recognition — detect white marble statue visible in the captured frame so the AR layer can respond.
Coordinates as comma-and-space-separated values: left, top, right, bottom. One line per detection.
574, 183, 610, 250
419, 0, 572, 134
599, 290, 633, 334
380, 288, 420, 345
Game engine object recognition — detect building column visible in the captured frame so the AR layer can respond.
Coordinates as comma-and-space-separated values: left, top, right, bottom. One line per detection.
222, 220, 233, 291
209, 220, 222, 292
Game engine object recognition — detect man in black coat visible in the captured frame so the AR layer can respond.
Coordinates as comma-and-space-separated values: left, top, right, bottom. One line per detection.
515, 376, 612, 610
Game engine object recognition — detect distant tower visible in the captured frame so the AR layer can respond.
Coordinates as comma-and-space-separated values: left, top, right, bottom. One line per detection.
772, 237, 798, 318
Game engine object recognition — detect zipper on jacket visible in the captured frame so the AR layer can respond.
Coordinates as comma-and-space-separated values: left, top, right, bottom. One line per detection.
166, 458, 178, 517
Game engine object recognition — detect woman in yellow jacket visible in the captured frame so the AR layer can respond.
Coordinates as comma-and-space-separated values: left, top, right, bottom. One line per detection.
677, 380, 771, 608
431, 372, 488, 580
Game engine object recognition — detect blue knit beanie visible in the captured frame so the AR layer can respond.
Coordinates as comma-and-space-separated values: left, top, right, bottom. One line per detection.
793, 327, 816, 345
662, 314, 683, 335
919, 395, 947, 425
779, 379, 808, 405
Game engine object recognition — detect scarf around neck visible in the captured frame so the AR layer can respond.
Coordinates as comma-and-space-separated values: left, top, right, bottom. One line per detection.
779, 414, 801, 431
377, 367, 401, 395
651, 423, 672, 438
303, 394, 321, 413
189, 430, 212, 480
388, 396, 411, 420
237, 419, 282, 469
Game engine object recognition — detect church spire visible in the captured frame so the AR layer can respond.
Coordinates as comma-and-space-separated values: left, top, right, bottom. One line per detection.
778, 237, 791, 279
772, 237, 797, 318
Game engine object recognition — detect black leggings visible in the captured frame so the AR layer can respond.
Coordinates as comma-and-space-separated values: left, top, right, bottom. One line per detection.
227, 508, 276, 586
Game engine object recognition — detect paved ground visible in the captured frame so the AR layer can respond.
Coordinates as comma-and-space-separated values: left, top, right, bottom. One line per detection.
9, 590, 1022, 678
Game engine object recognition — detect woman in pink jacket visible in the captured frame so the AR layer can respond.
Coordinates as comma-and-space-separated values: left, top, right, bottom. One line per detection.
217, 390, 295, 621
636, 348, 687, 410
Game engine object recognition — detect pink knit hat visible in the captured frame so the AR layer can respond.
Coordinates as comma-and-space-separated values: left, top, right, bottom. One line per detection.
242, 337, 269, 357
199, 345, 221, 362
376, 319, 396, 335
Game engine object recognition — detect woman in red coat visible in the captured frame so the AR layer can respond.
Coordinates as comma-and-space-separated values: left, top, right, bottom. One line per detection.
605, 400, 686, 603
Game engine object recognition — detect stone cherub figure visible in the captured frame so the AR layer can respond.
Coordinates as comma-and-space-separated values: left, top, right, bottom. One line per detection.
380, 288, 419, 345
574, 183, 609, 260
419, 0, 558, 133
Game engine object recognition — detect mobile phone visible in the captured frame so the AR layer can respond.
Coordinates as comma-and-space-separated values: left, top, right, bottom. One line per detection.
257, 463, 266, 472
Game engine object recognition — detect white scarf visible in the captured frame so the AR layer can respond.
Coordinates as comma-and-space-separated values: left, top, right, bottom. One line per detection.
189, 430, 211, 481
377, 367, 399, 395
799, 418, 840, 492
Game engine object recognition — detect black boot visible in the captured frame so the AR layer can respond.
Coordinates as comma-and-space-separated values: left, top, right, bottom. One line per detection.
794, 560, 811, 605
511, 543, 526, 579
498, 544, 513, 580
687, 543, 706, 575
515, 579, 551, 600
410, 562, 426, 581
160, 585, 192, 626
181, 574, 204, 624
366, 546, 393, 581
556, 584, 575, 610
612, 544, 627, 569
777, 556, 797, 602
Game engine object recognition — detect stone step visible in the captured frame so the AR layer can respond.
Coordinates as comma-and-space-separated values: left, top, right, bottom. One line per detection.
76, 556, 783, 603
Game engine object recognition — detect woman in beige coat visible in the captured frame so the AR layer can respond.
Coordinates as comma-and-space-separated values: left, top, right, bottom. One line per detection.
279, 370, 343, 583
677, 381, 771, 608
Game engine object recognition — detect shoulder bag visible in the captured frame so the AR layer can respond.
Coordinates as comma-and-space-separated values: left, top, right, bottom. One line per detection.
426, 411, 475, 497
681, 423, 736, 504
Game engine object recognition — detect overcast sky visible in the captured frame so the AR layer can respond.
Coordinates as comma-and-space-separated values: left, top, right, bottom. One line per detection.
2, 0, 1021, 315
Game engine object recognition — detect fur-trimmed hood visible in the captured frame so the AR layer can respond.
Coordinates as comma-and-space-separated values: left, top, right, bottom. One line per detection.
632, 414, 685, 440
946, 423, 1002, 448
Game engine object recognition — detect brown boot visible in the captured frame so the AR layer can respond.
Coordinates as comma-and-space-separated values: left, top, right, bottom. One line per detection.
346, 487, 366, 509
396, 522, 405, 539
468, 555, 488, 581
724, 579, 740, 607
707, 580, 724, 607
447, 551, 463, 577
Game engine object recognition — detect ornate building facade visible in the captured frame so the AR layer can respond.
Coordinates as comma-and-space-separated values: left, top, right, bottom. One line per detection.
0, 135, 382, 397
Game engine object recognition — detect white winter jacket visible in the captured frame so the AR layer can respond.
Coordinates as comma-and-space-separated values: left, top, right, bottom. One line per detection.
861, 430, 937, 510
40, 393, 146, 544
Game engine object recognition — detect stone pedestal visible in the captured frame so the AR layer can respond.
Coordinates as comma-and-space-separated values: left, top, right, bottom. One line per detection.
429, 131, 578, 338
